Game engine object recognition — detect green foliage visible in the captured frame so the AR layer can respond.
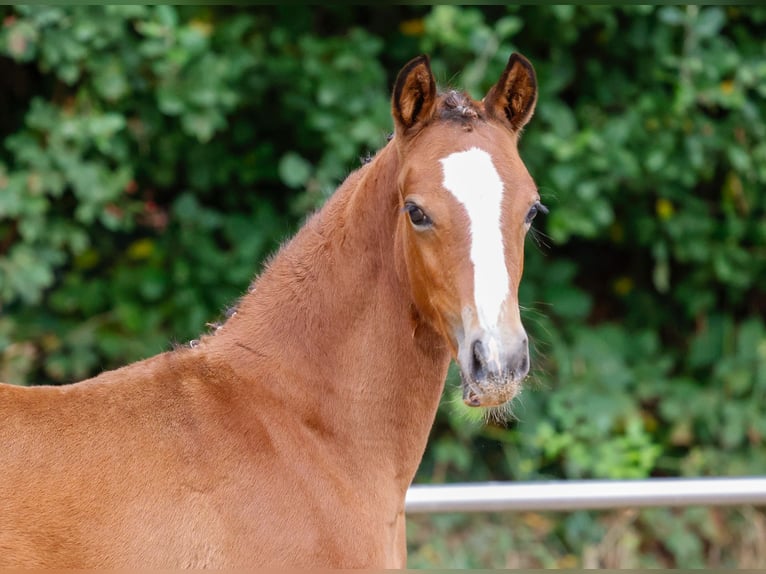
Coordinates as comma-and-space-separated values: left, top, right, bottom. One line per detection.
0, 6, 392, 381
1, 5, 765, 568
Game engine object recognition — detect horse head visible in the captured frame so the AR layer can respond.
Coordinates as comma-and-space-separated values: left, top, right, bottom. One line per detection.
391, 53, 543, 409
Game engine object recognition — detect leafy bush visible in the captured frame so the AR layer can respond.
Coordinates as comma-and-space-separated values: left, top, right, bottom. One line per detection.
0, 6, 394, 382
2, 5, 765, 568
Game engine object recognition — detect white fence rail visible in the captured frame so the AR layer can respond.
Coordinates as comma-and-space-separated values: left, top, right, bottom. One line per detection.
405, 477, 766, 514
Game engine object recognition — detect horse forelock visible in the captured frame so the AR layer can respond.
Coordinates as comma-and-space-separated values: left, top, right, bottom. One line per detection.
438, 90, 480, 122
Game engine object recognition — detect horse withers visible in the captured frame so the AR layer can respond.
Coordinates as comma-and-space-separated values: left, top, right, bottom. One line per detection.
0, 52, 544, 568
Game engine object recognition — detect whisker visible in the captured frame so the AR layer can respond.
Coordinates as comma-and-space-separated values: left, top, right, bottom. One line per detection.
530, 227, 552, 251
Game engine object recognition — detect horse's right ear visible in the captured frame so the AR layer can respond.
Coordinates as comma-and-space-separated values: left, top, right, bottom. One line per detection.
392, 55, 437, 136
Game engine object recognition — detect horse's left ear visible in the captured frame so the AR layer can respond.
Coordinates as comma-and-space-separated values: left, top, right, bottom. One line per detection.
483, 53, 538, 133
392, 55, 437, 136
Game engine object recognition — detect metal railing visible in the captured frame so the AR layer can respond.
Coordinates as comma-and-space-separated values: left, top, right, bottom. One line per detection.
405, 477, 766, 514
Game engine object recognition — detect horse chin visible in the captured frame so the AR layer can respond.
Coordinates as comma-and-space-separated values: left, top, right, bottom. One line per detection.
460, 374, 522, 408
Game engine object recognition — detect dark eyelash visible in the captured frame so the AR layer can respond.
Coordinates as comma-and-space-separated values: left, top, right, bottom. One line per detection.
526, 201, 549, 225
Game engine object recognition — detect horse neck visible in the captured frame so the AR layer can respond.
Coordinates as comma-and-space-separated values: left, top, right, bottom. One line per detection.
204, 142, 451, 490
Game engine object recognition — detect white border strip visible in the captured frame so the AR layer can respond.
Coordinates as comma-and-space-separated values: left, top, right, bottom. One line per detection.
405, 478, 766, 513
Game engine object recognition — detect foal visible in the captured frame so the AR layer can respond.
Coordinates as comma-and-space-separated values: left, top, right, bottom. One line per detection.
0, 53, 542, 568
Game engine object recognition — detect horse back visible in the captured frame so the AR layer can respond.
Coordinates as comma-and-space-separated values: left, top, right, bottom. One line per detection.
0, 350, 238, 567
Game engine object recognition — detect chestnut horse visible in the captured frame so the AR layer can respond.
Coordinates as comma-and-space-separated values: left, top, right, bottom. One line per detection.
0, 53, 543, 568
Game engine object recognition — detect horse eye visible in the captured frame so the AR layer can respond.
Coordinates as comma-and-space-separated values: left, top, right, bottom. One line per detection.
405, 203, 431, 227
526, 201, 549, 225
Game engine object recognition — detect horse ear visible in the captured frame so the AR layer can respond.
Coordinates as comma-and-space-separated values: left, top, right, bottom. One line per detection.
392, 55, 437, 135
483, 53, 538, 133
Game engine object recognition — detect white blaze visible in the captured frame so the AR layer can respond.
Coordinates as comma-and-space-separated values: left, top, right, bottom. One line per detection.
440, 147, 508, 332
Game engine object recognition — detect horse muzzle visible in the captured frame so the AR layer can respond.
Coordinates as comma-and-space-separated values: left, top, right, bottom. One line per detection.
458, 332, 529, 407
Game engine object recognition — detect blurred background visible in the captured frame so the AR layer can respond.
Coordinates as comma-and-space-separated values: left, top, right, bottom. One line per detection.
1, 5, 765, 568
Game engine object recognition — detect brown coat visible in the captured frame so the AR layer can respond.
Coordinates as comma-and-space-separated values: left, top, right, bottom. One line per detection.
0, 52, 539, 568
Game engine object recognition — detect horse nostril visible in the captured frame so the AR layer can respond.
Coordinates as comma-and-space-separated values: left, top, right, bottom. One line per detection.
512, 347, 530, 380
516, 353, 529, 379
471, 339, 487, 377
